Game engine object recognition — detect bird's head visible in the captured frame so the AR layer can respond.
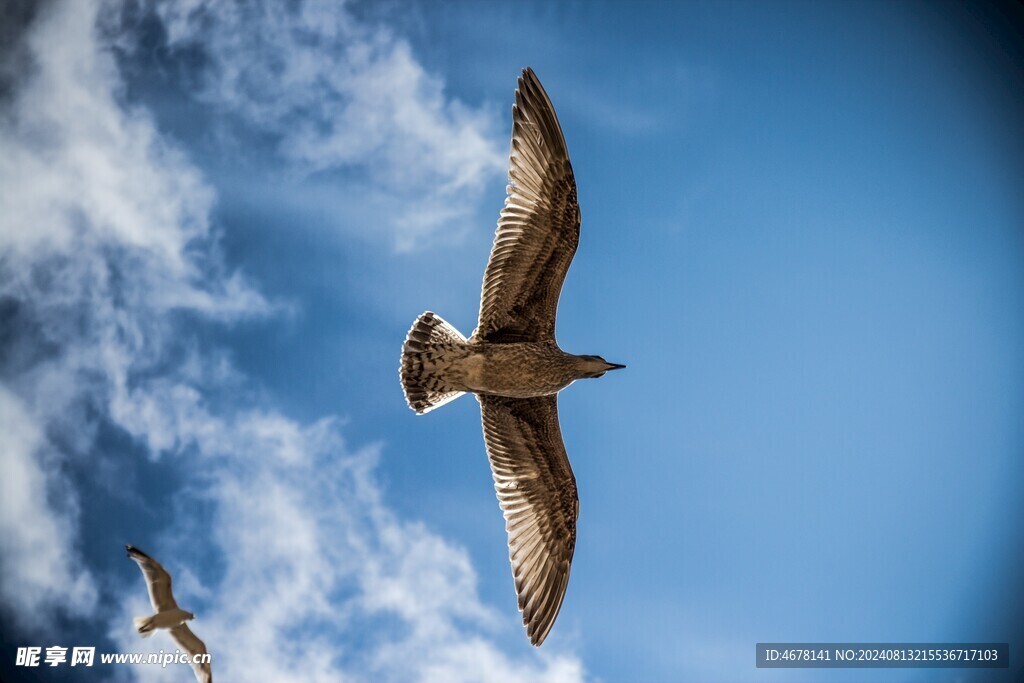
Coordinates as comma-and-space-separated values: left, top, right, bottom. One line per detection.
574, 355, 626, 379
186, 612, 196, 621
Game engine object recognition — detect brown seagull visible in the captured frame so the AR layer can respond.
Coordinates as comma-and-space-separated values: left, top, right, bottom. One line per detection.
400, 67, 624, 645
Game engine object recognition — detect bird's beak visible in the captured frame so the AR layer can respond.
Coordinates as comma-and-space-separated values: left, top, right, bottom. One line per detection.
604, 362, 626, 371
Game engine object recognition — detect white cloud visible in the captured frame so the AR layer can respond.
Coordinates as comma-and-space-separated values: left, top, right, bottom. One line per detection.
0, 1, 270, 622
147, 0, 506, 250
0, 387, 96, 630
0, 0, 258, 630
0, 0, 268, 319
110, 400, 584, 682
0, 1, 584, 680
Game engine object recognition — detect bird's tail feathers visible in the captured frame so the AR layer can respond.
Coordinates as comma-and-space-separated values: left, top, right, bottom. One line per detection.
401, 311, 466, 414
134, 616, 155, 637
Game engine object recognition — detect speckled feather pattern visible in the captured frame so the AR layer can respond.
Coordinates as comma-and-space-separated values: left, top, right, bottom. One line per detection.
399, 68, 598, 646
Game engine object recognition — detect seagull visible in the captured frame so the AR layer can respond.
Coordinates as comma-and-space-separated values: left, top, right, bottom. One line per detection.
400, 67, 624, 645
126, 545, 212, 683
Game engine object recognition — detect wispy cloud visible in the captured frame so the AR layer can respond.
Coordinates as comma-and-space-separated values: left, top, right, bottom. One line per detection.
110, 401, 583, 682
0, 387, 96, 630
141, 0, 506, 251
0, 0, 266, 630
0, 1, 583, 680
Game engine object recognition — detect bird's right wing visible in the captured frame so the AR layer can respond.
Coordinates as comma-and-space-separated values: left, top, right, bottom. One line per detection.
170, 624, 212, 683
478, 394, 579, 645
472, 68, 580, 344
126, 545, 178, 612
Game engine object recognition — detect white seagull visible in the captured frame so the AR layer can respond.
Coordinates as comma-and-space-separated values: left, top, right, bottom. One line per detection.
126, 545, 212, 683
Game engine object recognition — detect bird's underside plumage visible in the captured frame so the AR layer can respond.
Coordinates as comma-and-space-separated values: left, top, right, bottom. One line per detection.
400, 67, 590, 646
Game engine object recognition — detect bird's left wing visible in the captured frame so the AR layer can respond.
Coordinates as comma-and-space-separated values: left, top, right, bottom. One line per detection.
472, 68, 580, 344
126, 545, 178, 612
170, 624, 212, 683
478, 394, 579, 645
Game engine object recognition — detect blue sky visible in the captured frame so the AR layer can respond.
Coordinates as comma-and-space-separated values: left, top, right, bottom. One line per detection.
1, 1, 1022, 682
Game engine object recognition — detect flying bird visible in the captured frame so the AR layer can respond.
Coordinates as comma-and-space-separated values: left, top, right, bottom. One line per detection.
126, 545, 212, 683
400, 67, 624, 645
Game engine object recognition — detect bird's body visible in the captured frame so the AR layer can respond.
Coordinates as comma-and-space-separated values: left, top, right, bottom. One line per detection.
400, 68, 623, 646
411, 339, 593, 398
134, 607, 193, 635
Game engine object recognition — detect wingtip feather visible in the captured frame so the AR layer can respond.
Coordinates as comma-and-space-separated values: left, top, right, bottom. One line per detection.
126, 544, 151, 560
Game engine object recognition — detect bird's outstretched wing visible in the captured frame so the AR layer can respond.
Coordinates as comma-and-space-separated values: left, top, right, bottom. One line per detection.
478, 394, 578, 645
170, 624, 212, 683
126, 545, 178, 612
473, 68, 580, 344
